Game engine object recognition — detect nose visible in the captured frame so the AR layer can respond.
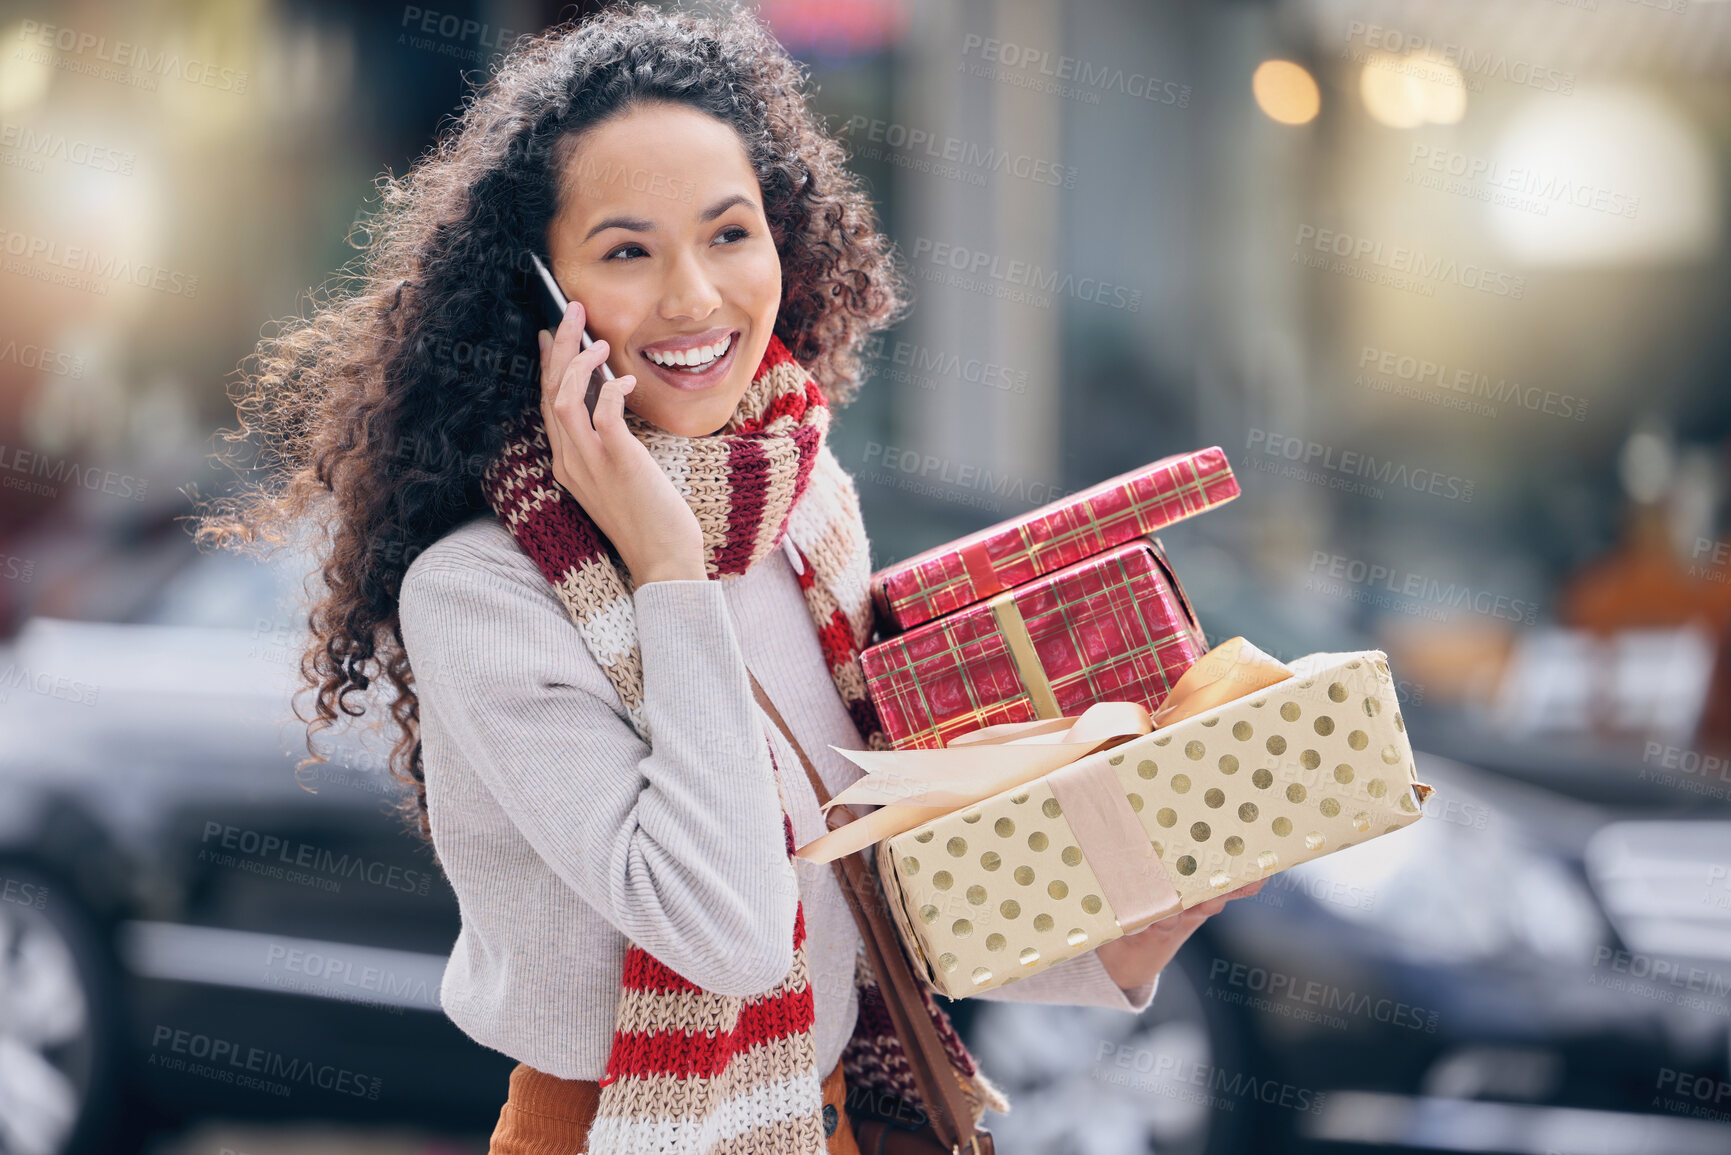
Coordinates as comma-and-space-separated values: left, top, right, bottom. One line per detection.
657, 245, 723, 323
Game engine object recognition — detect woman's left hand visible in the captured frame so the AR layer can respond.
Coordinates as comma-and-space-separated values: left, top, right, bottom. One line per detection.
1092, 879, 1265, 991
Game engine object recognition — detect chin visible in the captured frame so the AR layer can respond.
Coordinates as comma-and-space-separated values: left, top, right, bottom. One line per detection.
656, 384, 757, 437
640, 400, 735, 438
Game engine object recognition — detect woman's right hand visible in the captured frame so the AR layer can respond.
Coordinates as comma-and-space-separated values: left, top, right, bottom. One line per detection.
538, 301, 706, 585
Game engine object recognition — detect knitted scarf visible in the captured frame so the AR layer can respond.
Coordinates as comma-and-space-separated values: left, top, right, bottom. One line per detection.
482, 333, 1009, 1153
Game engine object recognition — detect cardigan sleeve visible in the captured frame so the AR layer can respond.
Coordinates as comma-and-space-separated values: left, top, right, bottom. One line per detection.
971, 947, 1157, 1013
399, 550, 799, 998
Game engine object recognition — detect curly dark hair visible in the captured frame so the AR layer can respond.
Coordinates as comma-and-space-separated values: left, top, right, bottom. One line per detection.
196, 0, 910, 848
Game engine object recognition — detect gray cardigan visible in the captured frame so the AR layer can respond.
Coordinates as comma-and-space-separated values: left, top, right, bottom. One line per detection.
397, 513, 1156, 1081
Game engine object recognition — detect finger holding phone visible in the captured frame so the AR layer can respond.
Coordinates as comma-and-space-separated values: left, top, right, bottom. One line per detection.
530, 254, 706, 586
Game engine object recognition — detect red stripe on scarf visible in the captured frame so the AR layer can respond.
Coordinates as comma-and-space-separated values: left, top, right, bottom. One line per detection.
601, 983, 818, 1082
746, 376, 823, 432
789, 542, 815, 591
809, 604, 889, 755
741, 388, 799, 432
731, 336, 804, 436
815, 608, 858, 672
603, 903, 816, 1083
617, 814, 803, 999
604, 814, 811, 1087
492, 428, 610, 578
789, 421, 821, 501
717, 423, 820, 576
758, 334, 798, 372
716, 436, 769, 575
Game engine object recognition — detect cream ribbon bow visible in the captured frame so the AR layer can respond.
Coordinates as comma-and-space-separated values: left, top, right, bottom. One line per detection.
796, 636, 1293, 864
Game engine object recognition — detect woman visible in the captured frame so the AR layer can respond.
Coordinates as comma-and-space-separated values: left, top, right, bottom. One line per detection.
202, 5, 1257, 1152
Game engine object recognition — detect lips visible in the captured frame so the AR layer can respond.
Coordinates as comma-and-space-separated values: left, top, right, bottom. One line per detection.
637, 328, 742, 392
647, 329, 733, 370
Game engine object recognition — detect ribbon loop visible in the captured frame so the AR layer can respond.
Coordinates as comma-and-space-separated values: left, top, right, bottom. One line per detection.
795, 636, 1293, 866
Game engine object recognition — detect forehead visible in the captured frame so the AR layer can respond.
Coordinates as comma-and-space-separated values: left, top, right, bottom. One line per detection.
556, 102, 759, 223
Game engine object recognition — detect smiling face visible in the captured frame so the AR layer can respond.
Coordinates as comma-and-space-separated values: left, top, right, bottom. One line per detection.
545, 101, 782, 437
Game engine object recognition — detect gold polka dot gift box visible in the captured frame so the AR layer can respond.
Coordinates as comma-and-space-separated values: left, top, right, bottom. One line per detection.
796, 638, 1434, 999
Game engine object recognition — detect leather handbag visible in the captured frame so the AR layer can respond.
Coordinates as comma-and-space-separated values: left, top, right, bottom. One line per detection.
748, 669, 996, 1155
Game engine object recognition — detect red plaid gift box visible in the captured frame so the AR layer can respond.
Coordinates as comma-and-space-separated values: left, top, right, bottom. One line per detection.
870, 446, 1238, 636
860, 535, 1208, 749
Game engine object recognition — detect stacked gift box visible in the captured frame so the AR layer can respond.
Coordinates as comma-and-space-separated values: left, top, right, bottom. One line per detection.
798, 445, 1433, 999
861, 446, 1237, 749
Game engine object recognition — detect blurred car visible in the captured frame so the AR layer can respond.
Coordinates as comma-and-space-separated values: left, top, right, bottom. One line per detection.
0, 545, 513, 1155
959, 703, 1731, 1155
8, 541, 1731, 1155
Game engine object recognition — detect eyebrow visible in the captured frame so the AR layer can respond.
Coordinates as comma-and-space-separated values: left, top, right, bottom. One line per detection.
581, 193, 758, 244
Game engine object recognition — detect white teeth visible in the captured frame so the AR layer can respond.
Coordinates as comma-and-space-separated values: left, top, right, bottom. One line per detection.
646, 332, 732, 368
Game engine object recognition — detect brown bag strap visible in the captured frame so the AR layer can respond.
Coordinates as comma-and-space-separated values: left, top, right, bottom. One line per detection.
747, 669, 988, 1153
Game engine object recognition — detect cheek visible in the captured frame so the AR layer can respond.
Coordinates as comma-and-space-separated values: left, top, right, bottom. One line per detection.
553, 265, 639, 337
740, 247, 782, 316
572, 295, 645, 371
576, 295, 630, 344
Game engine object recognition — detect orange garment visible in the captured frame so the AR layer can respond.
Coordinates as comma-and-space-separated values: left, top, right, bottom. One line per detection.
1560, 503, 1731, 746
487, 1054, 861, 1155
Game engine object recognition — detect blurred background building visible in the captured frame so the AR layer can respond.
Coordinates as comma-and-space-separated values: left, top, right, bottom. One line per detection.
2, 0, 1730, 1153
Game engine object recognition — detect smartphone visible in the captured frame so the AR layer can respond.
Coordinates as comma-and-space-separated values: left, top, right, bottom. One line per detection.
528, 251, 613, 426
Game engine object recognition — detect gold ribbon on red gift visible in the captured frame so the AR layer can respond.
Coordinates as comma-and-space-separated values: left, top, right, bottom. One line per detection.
960, 539, 1008, 602
987, 584, 1062, 718
796, 636, 1296, 933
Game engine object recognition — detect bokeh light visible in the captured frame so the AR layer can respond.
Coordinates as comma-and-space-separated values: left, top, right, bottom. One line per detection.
1360, 49, 1467, 128
1252, 59, 1321, 126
